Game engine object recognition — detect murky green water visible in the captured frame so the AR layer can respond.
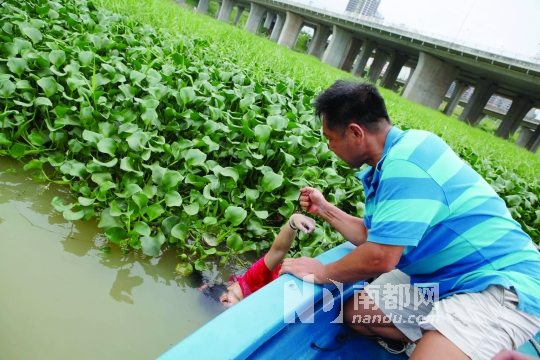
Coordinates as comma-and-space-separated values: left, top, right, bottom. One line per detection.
0, 157, 230, 359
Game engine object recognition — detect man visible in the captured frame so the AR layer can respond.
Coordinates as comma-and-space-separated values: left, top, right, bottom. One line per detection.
278, 80, 540, 359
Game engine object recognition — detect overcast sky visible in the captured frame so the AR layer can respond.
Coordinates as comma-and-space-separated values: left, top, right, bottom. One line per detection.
298, 0, 540, 59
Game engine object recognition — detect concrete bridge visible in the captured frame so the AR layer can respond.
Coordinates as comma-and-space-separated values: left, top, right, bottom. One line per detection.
188, 0, 540, 152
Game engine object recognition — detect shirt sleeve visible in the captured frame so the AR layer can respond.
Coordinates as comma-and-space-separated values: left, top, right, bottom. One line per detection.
237, 256, 282, 298
366, 159, 449, 247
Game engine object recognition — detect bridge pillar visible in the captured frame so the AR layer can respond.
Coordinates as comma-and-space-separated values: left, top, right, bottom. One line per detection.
339, 37, 363, 72
368, 49, 390, 84
321, 25, 353, 68
402, 52, 459, 110
233, 6, 245, 25
277, 11, 304, 49
525, 129, 540, 153
459, 78, 498, 126
263, 12, 276, 30
494, 96, 534, 139
516, 127, 533, 147
269, 14, 284, 42
352, 39, 376, 77
307, 24, 331, 59
400, 66, 415, 95
217, 0, 236, 22
245, 3, 266, 34
380, 52, 409, 90
443, 81, 468, 116
197, 0, 210, 14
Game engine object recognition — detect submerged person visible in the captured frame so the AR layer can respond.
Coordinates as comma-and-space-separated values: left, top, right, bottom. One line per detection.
278, 80, 540, 359
201, 213, 315, 308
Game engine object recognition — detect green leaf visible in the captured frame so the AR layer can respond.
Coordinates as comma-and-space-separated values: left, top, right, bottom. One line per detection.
183, 202, 199, 216
171, 223, 189, 241
22, 27, 43, 44
226, 233, 243, 251
261, 171, 284, 192
147, 203, 165, 221
162, 216, 181, 235
97, 138, 117, 156
130, 70, 146, 83
132, 193, 148, 209
267, 115, 289, 130
185, 149, 207, 167
0, 79, 16, 98
63, 208, 85, 220
253, 209, 269, 219
7, 58, 27, 77
115, 183, 142, 198
220, 167, 239, 183
175, 262, 193, 276
133, 222, 151, 237
141, 231, 166, 257
92, 157, 118, 168
105, 227, 127, 244
202, 232, 219, 246
162, 170, 184, 189
247, 217, 267, 236
194, 259, 207, 271
37, 77, 59, 97
78, 197, 95, 206
79, 51, 94, 66
9, 143, 26, 159
23, 159, 42, 171
51, 196, 74, 212
35, 97, 53, 107
254, 124, 272, 143
165, 191, 183, 207
98, 208, 124, 230
180, 87, 195, 104
49, 50, 66, 68
224, 206, 247, 226
82, 130, 104, 144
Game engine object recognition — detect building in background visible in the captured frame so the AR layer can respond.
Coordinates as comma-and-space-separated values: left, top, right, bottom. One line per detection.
345, 0, 383, 19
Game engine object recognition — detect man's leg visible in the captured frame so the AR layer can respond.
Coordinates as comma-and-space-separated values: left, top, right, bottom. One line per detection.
344, 270, 433, 343
410, 330, 468, 360
344, 289, 410, 342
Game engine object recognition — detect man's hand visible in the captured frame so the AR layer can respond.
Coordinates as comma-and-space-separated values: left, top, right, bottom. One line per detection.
278, 257, 326, 284
299, 187, 329, 217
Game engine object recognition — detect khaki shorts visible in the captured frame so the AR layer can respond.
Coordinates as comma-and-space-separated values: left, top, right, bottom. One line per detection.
364, 269, 540, 360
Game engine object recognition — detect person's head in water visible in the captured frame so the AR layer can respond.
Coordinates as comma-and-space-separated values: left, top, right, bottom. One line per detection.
200, 282, 243, 308
199, 214, 316, 309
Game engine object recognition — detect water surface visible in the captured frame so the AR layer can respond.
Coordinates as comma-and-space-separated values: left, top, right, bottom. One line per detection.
0, 157, 230, 359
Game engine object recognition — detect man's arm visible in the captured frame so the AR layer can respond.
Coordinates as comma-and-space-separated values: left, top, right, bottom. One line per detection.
279, 241, 404, 284
299, 187, 368, 246
264, 214, 315, 271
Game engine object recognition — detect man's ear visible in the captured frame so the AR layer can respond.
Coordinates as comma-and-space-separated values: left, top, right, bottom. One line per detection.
348, 123, 364, 143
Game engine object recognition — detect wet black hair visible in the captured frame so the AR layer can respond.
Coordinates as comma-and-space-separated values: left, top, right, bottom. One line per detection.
201, 284, 228, 303
313, 80, 391, 135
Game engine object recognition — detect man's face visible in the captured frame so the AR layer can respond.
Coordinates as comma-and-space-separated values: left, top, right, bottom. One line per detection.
322, 116, 365, 168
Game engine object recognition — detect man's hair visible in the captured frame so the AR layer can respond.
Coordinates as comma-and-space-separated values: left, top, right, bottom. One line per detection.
201, 284, 228, 303
313, 80, 391, 134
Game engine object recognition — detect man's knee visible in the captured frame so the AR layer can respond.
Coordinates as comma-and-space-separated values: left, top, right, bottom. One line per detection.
344, 290, 384, 325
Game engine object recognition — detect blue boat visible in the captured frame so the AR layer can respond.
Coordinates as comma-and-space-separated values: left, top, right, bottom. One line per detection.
159, 243, 540, 359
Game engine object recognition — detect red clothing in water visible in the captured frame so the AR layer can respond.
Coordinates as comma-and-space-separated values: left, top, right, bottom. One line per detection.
235, 256, 281, 298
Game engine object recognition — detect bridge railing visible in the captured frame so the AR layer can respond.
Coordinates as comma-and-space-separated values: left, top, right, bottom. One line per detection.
265, 0, 540, 72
